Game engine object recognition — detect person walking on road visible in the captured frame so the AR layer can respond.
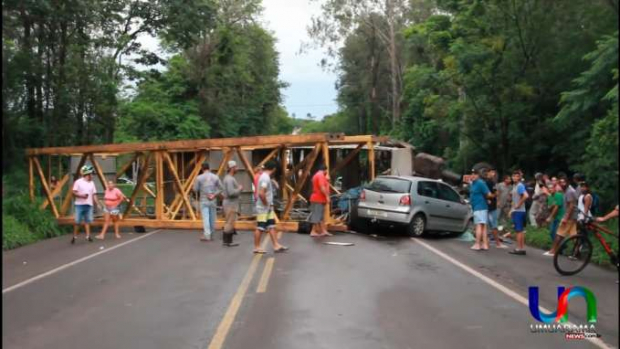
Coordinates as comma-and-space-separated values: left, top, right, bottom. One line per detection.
96, 180, 129, 240
309, 164, 332, 237
222, 161, 242, 247
485, 169, 508, 249
253, 161, 288, 254
545, 175, 579, 255
508, 170, 529, 255
194, 162, 223, 242
71, 165, 99, 244
469, 169, 493, 251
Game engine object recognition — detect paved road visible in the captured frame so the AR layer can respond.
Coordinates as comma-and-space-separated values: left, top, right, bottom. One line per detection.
3, 229, 618, 349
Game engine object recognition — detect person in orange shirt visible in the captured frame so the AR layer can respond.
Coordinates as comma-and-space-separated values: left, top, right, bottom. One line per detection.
309, 164, 332, 237
96, 180, 129, 240
253, 165, 264, 200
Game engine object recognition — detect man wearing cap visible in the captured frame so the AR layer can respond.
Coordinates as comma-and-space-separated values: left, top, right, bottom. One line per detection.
71, 165, 99, 244
193, 162, 223, 242
254, 160, 288, 254
222, 160, 242, 247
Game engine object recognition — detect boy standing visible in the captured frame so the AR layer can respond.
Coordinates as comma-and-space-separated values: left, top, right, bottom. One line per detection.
508, 170, 529, 255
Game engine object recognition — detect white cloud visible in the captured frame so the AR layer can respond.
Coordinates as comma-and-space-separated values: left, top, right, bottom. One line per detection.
132, 0, 339, 119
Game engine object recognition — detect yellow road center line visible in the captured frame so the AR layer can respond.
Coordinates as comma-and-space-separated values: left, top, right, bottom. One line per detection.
207, 253, 263, 349
207, 233, 270, 349
256, 257, 275, 293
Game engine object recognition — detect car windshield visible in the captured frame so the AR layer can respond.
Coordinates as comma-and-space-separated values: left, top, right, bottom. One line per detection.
367, 178, 411, 193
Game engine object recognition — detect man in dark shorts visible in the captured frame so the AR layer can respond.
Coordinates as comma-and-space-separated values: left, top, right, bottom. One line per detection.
253, 161, 288, 254
309, 164, 331, 237
508, 170, 529, 255
485, 169, 508, 248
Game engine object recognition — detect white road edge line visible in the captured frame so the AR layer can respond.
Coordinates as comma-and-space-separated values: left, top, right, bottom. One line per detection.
2, 230, 161, 294
411, 238, 614, 349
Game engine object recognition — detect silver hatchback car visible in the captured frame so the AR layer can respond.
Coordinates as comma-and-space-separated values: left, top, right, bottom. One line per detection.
355, 176, 473, 237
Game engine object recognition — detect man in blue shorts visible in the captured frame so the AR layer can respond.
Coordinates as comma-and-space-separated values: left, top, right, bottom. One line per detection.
469, 169, 493, 251
509, 170, 529, 255
485, 169, 508, 249
71, 165, 99, 244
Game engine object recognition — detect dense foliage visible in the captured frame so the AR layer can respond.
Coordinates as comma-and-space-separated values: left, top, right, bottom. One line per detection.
307, 0, 618, 207
2, 0, 289, 170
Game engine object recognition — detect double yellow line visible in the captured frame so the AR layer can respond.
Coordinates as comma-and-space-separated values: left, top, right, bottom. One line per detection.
207, 234, 279, 349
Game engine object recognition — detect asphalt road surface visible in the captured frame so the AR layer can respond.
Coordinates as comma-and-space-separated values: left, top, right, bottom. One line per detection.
3, 229, 618, 349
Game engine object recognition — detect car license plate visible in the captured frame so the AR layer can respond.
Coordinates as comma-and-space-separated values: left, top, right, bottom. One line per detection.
367, 209, 387, 218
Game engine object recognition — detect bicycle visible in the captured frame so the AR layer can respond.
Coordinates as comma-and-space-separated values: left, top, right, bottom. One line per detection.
553, 215, 619, 276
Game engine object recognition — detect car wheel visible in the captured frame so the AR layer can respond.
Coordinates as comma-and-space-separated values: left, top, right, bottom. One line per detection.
408, 214, 426, 237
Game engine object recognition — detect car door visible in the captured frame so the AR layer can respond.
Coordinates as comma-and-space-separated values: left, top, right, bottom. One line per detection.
415, 181, 447, 230
437, 183, 470, 232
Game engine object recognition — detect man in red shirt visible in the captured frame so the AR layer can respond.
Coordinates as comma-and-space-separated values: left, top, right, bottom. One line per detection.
309, 164, 331, 237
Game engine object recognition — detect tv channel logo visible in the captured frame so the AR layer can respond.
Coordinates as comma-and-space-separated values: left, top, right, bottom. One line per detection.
528, 286, 597, 323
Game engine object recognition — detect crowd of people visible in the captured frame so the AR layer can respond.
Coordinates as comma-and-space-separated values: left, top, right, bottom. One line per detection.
68, 160, 617, 256
68, 159, 336, 254
468, 167, 619, 256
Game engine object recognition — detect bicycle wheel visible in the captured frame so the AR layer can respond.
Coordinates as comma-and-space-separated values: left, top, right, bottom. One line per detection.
553, 235, 593, 276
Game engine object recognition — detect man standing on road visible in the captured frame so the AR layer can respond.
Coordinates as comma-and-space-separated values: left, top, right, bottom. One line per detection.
577, 181, 593, 221
543, 182, 563, 249
528, 173, 545, 228
496, 174, 512, 231
71, 165, 99, 244
546, 175, 579, 255
508, 170, 529, 255
194, 162, 223, 242
469, 169, 492, 251
253, 161, 288, 254
309, 164, 332, 237
222, 161, 242, 247
485, 169, 508, 249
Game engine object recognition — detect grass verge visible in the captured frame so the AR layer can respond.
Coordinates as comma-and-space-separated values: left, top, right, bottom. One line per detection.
524, 223, 618, 268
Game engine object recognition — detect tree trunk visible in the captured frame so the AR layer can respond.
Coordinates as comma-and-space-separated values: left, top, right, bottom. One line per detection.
386, 0, 401, 127
21, 4, 36, 122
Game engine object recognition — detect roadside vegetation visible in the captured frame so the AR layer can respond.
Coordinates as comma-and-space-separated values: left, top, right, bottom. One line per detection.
3, 171, 70, 250
524, 224, 619, 268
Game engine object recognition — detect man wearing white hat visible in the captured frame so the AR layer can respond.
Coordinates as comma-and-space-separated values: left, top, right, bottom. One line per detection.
222, 160, 242, 246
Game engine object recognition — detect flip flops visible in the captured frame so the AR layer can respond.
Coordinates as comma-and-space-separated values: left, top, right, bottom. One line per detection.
253, 250, 267, 254
274, 246, 289, 253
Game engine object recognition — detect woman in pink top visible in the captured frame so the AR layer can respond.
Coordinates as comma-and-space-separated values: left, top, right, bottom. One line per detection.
96, 180, 128, 240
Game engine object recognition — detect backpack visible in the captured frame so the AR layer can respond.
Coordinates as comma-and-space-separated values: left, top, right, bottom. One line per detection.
590, 193, 600, 216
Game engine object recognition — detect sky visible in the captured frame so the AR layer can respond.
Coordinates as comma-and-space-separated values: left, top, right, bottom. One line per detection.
260, 0, 339, 120
134, 0, 338, 120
